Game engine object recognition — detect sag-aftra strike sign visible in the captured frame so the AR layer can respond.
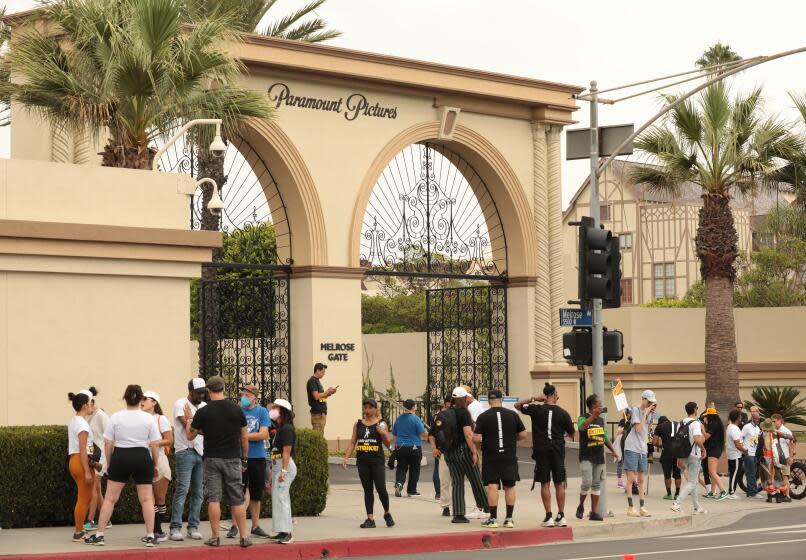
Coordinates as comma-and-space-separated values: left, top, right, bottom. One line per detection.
268, 82, 398, 121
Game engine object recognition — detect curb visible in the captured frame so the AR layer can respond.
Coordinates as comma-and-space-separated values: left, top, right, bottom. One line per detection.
4, 527, 573, 560
573, 514, 692, 541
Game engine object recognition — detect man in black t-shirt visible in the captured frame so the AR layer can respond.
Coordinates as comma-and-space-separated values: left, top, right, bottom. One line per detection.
652, 416, 682, 500
515, 383, 575, 528
187, 376, 249, 547
307, 363, 337, 435
473, 389, 527, 529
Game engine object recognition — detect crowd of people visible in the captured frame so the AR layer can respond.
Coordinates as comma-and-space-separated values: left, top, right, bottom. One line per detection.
66, 376, 297, 548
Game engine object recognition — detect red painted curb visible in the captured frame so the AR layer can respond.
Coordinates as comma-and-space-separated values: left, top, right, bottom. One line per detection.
5, 527, 573, 559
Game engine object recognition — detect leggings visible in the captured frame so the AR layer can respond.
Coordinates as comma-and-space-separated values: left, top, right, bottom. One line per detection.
728, 458, 741, 494
69, 454, 95, 532
357, 460, 389, 515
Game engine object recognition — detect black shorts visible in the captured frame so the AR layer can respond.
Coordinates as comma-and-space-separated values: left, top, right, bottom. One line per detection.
107, 447, 154, 485
242, 458, 266, 501
534, 448, 566, 484
660, 455, 681, 480
482, 459, 520, 488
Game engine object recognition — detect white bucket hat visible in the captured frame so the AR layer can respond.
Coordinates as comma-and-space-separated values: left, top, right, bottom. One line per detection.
273, 398, 292, 411
143, 391, 161, 405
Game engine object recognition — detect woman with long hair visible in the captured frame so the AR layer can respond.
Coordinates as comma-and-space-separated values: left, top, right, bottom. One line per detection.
84, 385, 161, 548
702, 407, 727, 500
141, 391, 173, 542
268, 398, 296, 544
341, 398, 395, 528
85, 387, 110, 531
67, 388, 99, 542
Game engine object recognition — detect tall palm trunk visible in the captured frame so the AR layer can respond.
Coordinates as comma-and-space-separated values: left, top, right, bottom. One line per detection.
695, 194, 740, 415
100, 143, 156, 169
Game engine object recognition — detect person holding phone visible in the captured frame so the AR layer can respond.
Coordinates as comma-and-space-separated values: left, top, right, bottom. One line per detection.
623, 390, 657, 518
307, 363, 338, 435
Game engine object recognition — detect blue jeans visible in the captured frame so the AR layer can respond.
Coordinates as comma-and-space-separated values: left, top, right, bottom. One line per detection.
623, 449, 648, 472
170, 449, 204, 530
743, 455, 759, 497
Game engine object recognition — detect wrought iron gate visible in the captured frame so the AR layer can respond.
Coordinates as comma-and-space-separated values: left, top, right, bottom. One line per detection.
425, 285, 507, 416
199, 263, 291, 405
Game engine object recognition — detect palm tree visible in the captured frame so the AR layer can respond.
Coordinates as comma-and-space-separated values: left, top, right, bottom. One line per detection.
696, 42, 742, 74
5, 0, 272, 169
0, 7, 11, 127
745, 386, 806, 426
631, 82, 799, 415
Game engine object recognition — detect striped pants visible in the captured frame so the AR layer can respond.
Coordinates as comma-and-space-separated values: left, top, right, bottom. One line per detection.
445, 445, 487, 517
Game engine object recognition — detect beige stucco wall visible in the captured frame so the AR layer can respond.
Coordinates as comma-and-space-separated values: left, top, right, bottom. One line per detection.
363, 332, 427, 400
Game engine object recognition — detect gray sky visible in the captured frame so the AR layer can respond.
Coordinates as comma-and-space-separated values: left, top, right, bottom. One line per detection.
4, 0, 806, 208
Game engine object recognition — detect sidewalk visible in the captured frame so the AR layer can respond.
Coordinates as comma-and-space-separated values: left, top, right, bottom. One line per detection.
2, 471, 803, 558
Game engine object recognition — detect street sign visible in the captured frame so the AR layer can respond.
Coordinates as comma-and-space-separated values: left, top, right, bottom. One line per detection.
559, 307, 593, 327
565, 124, 635, 160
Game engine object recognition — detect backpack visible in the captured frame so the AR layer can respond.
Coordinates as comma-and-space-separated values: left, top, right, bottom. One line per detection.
667, 420, 694, 459
433, 408, 458, 453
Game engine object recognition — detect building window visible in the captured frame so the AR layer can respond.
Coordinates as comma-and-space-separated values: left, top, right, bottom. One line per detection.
600, 204, 611, 221
619, 233, 633, 250
621, 278, 633, 305
653, 262, 676, 299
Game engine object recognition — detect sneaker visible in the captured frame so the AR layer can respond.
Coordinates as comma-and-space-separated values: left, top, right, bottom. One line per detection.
726, 493, 740, 500
144, 536, 158, 548
278, 533, 294, 544
626, 507, 639, 517
693, 506, 707, 514
203, 537, 220, 547
466, 508, 487, 519
782, 495, 793, 503
575, 505, 584, 519
435, 493, 441, 501
84, 534, 105, 546
589, 512, 604, 521
555, 514, 567, 527
451, 516, 470, 524
394, 483, 403, 497
154, 532, 167, 543
662, 494, 675, 500
83, 521, 97, 531
268, 533, 284, 540
503, 518, 515, 529
703, 491, 714, 499
226, 526, 238, 539
360, 518, 376, 528
480, 518, 498, 529
188, 529, 203, 540
542, 513, 555, 527
407, 491, 421, 497
670, 502, 681, 513
106, 521, 112, 529
639, 507, 651, 517
72, 531, 86, 542
715, 491, 728, 501
251, 526, 270, 538
442, 507, 451, 517
169, 529, 184, 541
240, 538, 252, 548
617, 477, 625, 489
384, 512, 395, 527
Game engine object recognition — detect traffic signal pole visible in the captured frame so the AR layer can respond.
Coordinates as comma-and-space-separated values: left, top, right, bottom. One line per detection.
587, 81, 608, 518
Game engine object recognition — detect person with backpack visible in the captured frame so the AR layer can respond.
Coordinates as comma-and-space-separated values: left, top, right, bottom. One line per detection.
652, 416, 682, 501
515, 383, 575, 528
576, 394, 619, 522
435, 386, 488, 524
670, 401, 707, 515
429, 396, 454, 517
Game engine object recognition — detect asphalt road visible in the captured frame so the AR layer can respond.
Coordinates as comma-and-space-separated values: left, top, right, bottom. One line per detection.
356, 507, 806, 560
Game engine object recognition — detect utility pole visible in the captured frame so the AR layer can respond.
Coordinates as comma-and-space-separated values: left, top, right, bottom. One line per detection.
586, 81, 608, 518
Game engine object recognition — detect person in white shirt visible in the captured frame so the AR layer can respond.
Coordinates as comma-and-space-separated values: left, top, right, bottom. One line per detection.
671, 402, 706, 515
725, 409, 747, 498
84, 385, 161, 548
67, 388, 99, 542
169, 378, 208, 541
142, 391, 173, 541
85, 387, 110, 532
772, 413, 795, 502
740, 406, 762, 497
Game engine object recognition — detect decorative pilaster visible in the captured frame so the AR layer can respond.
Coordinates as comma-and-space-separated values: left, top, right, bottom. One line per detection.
531, 122, 552, 364
546, 124, 564, 361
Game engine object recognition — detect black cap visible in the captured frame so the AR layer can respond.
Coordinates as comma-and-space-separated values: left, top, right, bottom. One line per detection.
314, 362, 327, 371
403, 399, 416, 410
543, 383, 557, 397
487, 389, 504, 400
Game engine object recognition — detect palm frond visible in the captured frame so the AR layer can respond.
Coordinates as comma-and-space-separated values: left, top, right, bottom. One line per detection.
259, 0, 341, 42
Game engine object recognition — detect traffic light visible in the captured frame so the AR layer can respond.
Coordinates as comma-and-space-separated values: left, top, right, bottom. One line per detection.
562, 327, 624, 366
574, 216, 622, 308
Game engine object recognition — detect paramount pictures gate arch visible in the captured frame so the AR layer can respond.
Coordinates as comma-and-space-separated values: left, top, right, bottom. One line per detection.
9, 34, 582, 440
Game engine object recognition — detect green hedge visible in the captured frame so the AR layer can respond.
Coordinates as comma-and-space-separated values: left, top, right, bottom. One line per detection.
0, 426, 328, 528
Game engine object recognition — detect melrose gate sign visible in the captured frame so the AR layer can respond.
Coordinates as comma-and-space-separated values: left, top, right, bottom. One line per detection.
268, 82, 399, 121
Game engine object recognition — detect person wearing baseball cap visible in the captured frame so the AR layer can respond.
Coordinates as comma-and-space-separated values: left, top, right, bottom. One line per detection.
169, 378, 208, 542
268, 399, 296, 544
623, 389, 658, 518
224, 384, 270, 539
391, 399, 427, 498
141, 391, 172, 541
307, 363, 337, 435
